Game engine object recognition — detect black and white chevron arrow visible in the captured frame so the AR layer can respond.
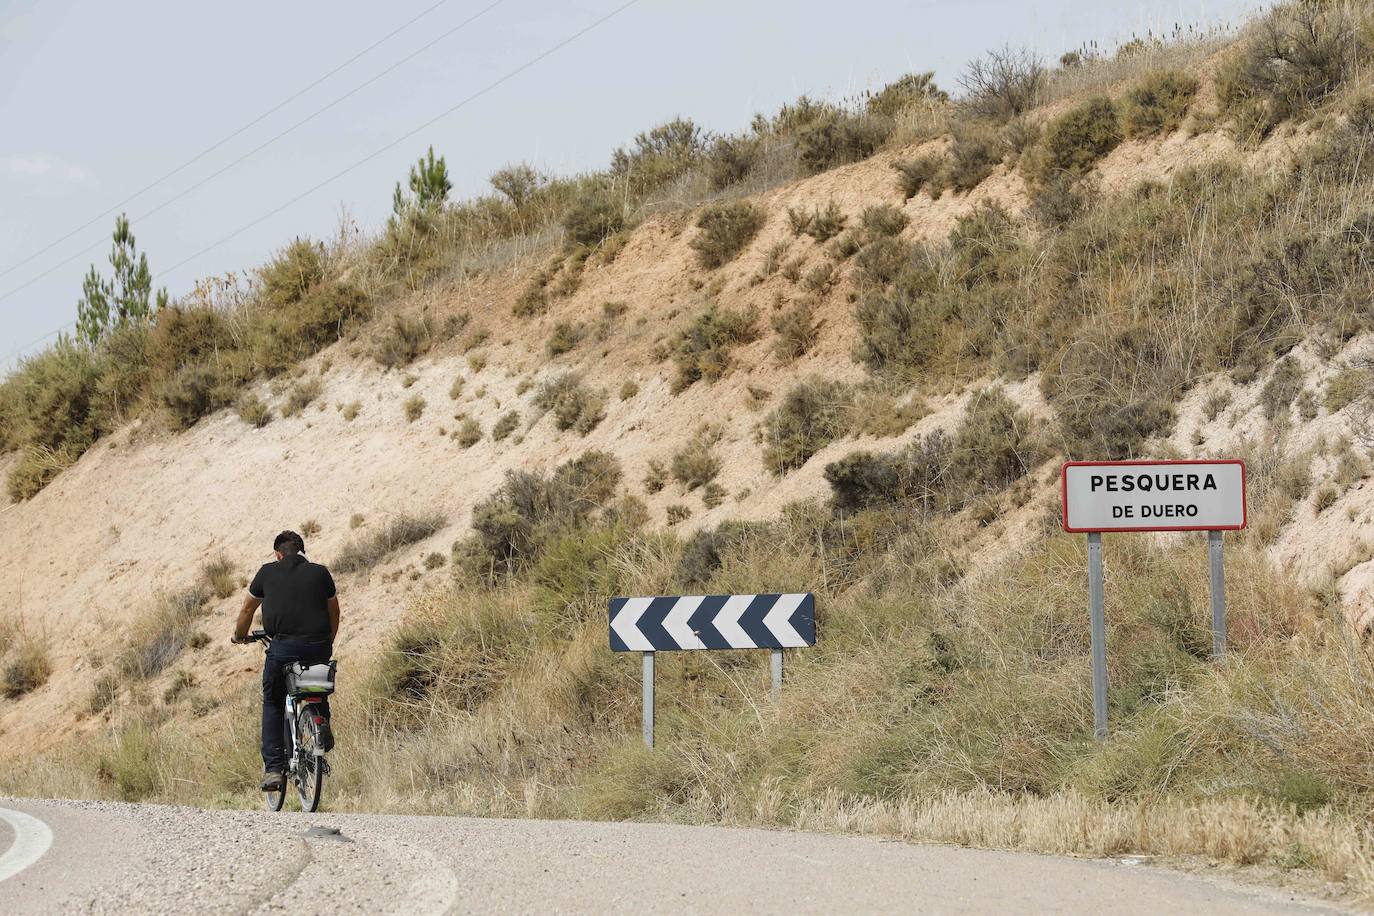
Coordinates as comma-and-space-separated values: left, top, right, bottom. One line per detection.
609, 593, 815, 652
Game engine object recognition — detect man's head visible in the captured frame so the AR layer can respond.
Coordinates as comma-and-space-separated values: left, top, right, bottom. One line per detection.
273, 530, 305, 559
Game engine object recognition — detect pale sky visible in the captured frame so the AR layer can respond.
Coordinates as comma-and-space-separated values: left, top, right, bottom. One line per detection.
0, 0, 1267, 369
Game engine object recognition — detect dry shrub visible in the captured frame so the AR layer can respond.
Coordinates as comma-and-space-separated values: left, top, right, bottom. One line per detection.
234, 393, 271, 428
958, 46, 1046, 122
562, 189, 625, 248
690, 201, 765, 268
2, 634, 52, 698
546, 321, 585, 356
200, 554, 238, 599
762, 377, 854, 474
403, 395, 426, 422
453, 450, 622, 580
372, 315, 433, 369
333, 511, 446, 574
670, 430, 722, 490
456, 418, 482, 448
1022, 97, 1120, 185
281, 378, 322, 417
934, 120, 1003, 195
771, 300, 820, 362
1120, 70, 1199, 138
670, 305, 758, 392
533, 373, 607, 435
116, 588, 210, 681
893, 155, 942, 199
492, 410, 521, 441
861, 205, 909, 238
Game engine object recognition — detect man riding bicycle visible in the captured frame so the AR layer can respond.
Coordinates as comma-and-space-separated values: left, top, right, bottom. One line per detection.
232, 530, 340, 793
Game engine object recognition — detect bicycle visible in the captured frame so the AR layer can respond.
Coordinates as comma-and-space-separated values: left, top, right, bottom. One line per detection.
243, 629, 336, 812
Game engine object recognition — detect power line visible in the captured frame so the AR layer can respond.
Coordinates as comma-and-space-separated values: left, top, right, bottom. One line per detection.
2, 0, 643, 369
0, 0, 508, 309
0, 0, 456, 282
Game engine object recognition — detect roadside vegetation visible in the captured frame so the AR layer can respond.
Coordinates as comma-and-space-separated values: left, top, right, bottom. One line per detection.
9, 1, 1374, 901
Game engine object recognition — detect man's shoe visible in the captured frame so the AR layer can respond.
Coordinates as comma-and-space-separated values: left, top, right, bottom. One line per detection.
317, 718, 335, 753
260, 770, 285, 792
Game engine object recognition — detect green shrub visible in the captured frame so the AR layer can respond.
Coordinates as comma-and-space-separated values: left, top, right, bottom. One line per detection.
454, 451, 622, 579
235, 393, 271, 428
334, 511, 446, 574
675, 520, 766, 586
855, 237, 915, 289
789, 200, 847, 241
160, 364, 237, 430
762, 377, 853, 474
947, 387, 1041, 502
281, 378, 322, 418
1, 340, 101, 497
1023, 97, 1120, 184
1120, 71, 1199, 138
893, 155, 942, 199
670, 434, 722, 490
935, 120, 1003, 194
690, 201, 765, 268
250, 281, 368, 374
610, 117, 706, 193
852, 252, 951, 376
771, 301, 819, 362
403, 395, 426, 422
666, 504, 692, 524
547, 321, 586, 356
670, 305, 758, 392
563, 190, 625, 248
705, 134, 763, 190
492, 410, 520, 441
258, 238, 325, 308
861, 205, 909, 238
372, 315, 433, 369
949, 202, 1019, 287
824, 450, 907, 512
865, 71, 948, 117
456, 418, 482, 448
534, 372, 607, 434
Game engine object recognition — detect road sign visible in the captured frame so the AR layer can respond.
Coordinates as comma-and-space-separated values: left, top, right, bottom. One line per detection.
1062, 460, 1246, 533
610, 593, 816, 748
609, 593, 815, 652
1062, 459, 1246, 741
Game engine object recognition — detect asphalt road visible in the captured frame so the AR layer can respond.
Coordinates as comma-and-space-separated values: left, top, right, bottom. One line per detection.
0, 798, 1347, 914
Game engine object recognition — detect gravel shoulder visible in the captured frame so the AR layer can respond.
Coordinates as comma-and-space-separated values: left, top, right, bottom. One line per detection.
0, 798, 1351, 915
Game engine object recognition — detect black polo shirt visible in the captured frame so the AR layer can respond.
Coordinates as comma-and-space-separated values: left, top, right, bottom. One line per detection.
248, 553, 336, 638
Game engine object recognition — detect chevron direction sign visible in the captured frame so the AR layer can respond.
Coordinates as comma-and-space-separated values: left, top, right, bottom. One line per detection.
609, 593, 815, 652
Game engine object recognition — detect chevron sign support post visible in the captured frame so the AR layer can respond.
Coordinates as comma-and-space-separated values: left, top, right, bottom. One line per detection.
609, 593, 816, 747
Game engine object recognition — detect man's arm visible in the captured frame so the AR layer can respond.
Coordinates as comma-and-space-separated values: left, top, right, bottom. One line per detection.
327, 596, 340, 643
233, 595, 261, 642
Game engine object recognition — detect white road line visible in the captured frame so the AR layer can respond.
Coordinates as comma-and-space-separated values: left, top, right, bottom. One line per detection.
0, 808, 53, 883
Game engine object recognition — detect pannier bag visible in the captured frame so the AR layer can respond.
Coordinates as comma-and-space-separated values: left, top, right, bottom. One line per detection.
285, 660, 338, 696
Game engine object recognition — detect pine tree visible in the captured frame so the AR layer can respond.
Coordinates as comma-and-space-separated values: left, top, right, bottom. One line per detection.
76, 214, 167, 347
392, 146, 451, 218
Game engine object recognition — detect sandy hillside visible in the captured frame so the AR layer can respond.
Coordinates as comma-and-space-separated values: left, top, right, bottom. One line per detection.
1, 102, 1364, 756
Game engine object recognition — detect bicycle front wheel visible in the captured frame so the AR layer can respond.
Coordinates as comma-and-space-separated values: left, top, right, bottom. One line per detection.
296, 714, 325, 812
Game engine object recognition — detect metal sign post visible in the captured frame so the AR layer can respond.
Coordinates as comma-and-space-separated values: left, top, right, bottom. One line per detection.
1087, 533, 1108, 740
642, 652, 655, 748
612, 593, 816, 749
1208, 530, 1226, 657
1062, 460, 1246, 742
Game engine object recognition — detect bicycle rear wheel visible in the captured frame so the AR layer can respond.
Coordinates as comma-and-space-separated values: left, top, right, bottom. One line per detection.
296, 713, 325, 813
264, 711, 291, 812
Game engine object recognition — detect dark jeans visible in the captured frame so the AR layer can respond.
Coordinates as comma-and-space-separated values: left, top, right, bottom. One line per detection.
261, 635, 332, 772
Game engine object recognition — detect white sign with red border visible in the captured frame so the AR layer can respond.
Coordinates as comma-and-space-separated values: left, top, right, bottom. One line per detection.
1061, 460, 1247, 533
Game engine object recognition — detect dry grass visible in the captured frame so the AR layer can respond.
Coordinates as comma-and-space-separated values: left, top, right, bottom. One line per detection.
333, 511, 446, 574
